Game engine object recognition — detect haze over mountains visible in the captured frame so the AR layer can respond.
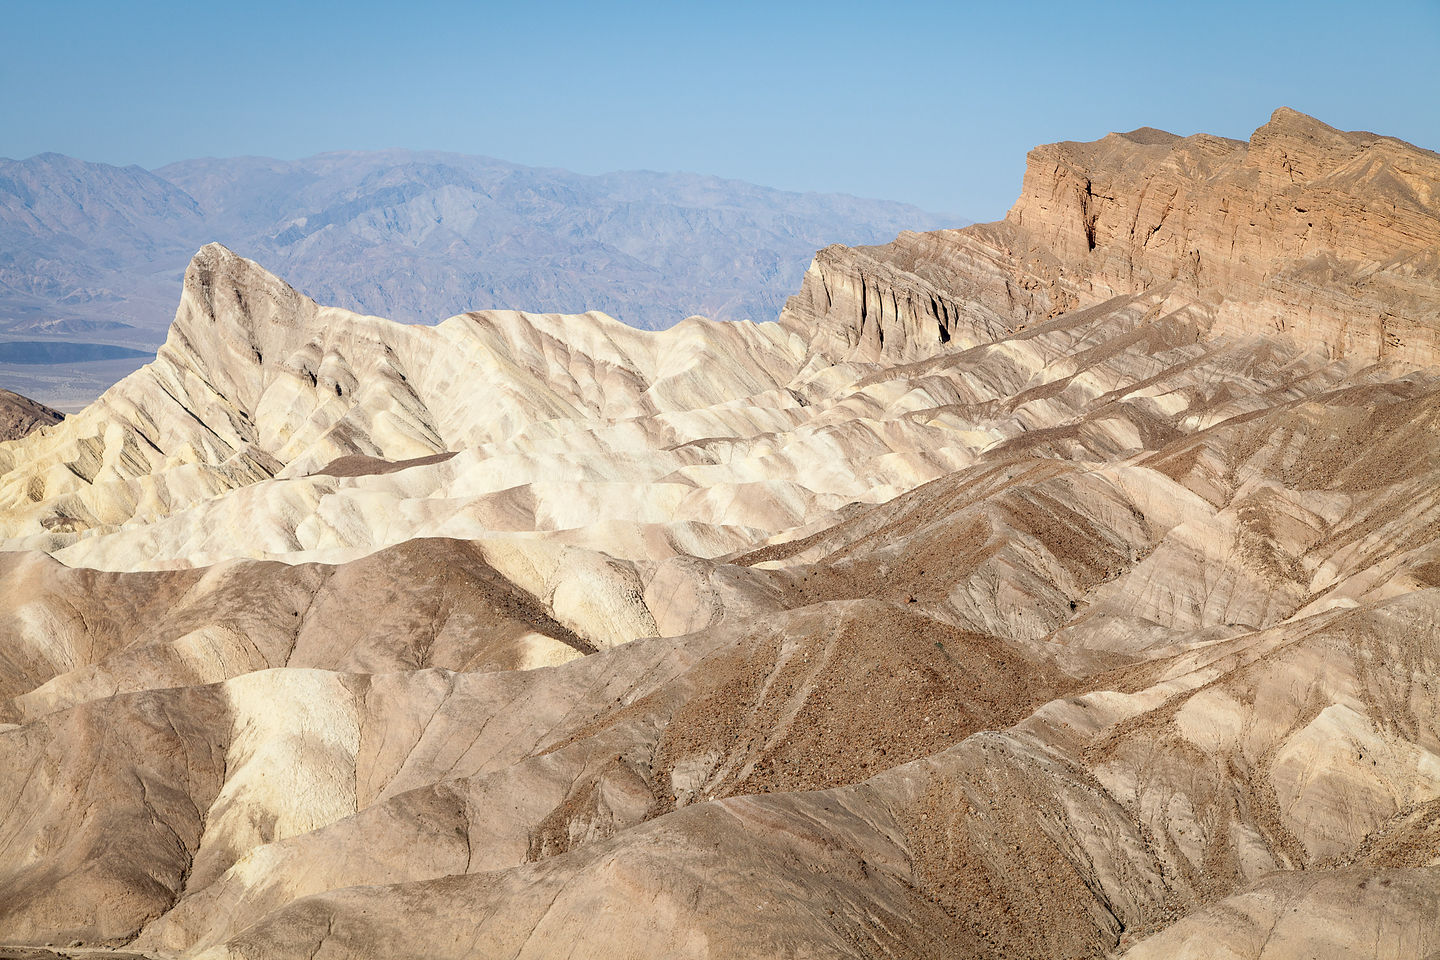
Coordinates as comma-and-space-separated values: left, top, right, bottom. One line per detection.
1, 107, 1438, 959
0, 149, 953, 408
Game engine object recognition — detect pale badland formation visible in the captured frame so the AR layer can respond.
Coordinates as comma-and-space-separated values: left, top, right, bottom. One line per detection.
0, 107, 1437, 958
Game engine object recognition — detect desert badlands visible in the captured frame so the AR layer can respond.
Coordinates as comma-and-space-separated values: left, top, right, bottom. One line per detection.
0, 108, 1438, 958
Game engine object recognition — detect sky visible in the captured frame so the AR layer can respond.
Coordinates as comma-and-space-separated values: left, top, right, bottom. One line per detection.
3, 0, 1437, 220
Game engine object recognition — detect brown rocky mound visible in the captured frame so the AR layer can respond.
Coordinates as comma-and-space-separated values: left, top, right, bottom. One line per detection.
0, 388, 61, 441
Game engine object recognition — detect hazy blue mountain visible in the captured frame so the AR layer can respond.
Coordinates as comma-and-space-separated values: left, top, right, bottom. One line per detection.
0, 153, 209, 331
2, 150, 959, 339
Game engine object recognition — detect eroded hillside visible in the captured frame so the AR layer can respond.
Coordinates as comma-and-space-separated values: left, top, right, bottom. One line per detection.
1, 109, 1437, 959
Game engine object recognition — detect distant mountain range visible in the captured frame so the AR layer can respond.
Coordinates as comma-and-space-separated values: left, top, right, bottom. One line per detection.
0, 150, 958, 339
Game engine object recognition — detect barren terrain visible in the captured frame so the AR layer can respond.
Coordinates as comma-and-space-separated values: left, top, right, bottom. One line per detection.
0, 108, 1437, 958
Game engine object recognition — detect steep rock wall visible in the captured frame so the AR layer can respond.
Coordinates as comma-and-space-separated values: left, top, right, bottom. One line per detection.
788, 108, 1440, 367
1007, 107, 1440, 363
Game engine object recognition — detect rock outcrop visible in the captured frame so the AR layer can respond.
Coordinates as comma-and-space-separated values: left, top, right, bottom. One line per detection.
0, 388, 61, 441
1010, 107, 1440, 364
783, 107, 1440, 367
1, 109, 1438, 959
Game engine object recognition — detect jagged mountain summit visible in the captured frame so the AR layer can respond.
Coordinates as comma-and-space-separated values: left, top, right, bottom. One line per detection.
0, 109, 1438, 959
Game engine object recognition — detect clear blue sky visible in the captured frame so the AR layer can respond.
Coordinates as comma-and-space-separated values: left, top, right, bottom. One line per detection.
3, 0, 1437, 219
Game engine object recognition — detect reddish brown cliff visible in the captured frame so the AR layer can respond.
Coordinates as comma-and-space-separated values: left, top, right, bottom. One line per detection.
786, 108, 1440, 366
1008, 106, 1440, 363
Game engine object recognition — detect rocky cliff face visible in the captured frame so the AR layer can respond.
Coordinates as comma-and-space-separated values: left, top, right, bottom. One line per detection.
783, 107, 1440, 367
1008, 106, 1440, 363
777, 225, 1078, 364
